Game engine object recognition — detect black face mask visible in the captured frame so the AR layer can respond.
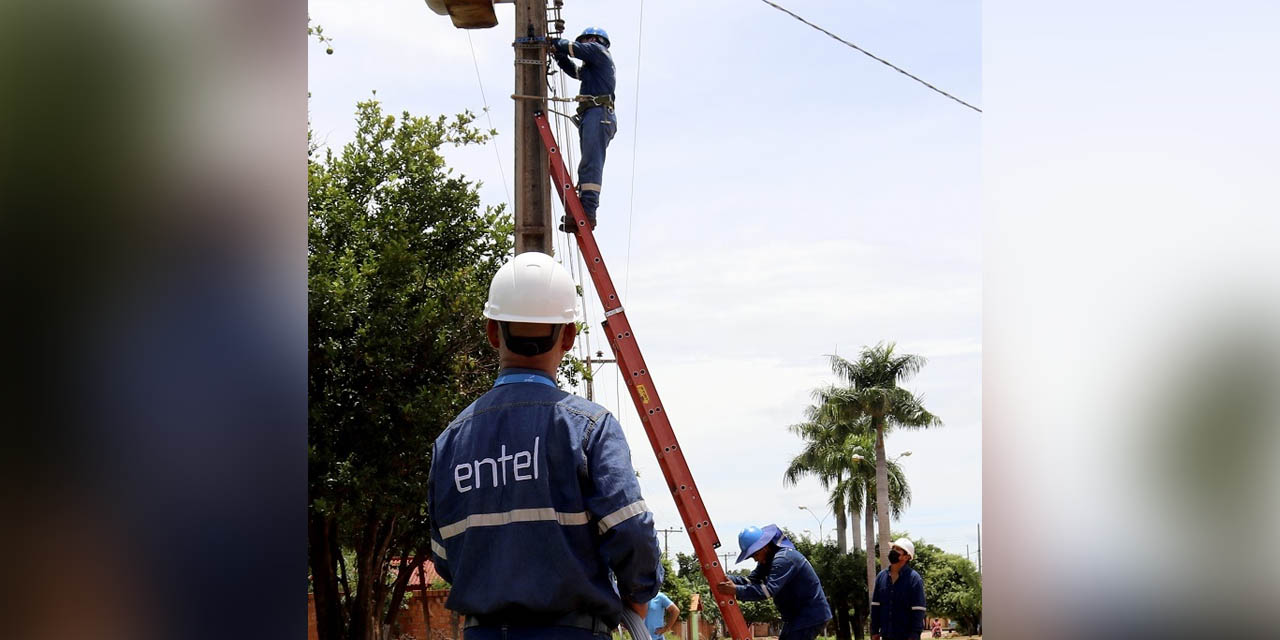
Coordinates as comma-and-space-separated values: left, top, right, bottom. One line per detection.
888, 550, 902, 564
500, 322, 563, 357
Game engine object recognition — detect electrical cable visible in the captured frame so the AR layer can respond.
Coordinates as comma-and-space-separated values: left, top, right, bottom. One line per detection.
756, 0, 981, 113
465, 31, 513, 206
623, 0, 644, 302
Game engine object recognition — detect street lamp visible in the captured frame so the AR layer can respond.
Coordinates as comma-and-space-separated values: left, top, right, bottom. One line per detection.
798, 505, 830, 542
851, 451, 912, 465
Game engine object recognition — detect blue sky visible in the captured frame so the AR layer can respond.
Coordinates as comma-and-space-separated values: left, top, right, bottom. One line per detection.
309, 0, 982, 562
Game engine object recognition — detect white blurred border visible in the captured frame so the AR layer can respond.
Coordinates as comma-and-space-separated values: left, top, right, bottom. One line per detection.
985, 1, 1280, 637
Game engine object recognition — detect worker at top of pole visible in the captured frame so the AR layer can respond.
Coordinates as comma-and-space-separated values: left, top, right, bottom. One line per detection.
428, 251, 662, 640
716, 524, 833, 640
547, 26, 616, 233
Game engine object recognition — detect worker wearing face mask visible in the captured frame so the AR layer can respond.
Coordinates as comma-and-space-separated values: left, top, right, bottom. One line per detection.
869, 538, 927, 640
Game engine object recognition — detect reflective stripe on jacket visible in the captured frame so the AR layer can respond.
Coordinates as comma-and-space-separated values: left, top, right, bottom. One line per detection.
428, 368, 662, 627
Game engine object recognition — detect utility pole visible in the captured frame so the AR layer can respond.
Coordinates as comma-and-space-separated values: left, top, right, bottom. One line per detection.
976, 523, 982, 575
719, 551, 735, 569
513, 0, 551, 254
656, 526, 683, 559
582, 350, 616, 402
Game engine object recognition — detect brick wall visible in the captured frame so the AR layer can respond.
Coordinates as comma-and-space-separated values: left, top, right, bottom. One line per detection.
307, 589, 460, 640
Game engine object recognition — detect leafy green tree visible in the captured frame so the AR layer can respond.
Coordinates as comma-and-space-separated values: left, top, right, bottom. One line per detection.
675, 552, 721, 624
738, 598, 782, 625
819, 344, 942, 569
675, 551, 702, 580
308, 99, 511, 640
659, 553, 695, 620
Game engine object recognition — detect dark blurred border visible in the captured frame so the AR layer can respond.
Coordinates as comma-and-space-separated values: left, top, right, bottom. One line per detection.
1, 1, 306, 639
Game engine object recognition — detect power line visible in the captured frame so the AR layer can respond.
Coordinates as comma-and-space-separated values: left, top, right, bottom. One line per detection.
656, 526, 683, 558
756, 0, 981, 113
464, 32, 512, 205
623, 0, 645, 300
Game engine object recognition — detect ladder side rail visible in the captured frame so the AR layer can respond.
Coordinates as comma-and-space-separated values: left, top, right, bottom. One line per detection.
532, 112, 751, 640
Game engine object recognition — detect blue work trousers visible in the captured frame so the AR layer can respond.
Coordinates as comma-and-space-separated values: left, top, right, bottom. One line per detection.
576, 106, 617, 219
464, 627, 609, 640
779, 622, 826, 640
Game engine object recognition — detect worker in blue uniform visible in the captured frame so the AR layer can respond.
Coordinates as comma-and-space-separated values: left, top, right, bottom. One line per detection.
715, 524, 832, 640
549, 26, 616, 232
869, 538, 927, 640
428, 251, 663, 640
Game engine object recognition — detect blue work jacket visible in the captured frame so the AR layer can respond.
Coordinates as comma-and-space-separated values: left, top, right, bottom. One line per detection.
731, 548, 832, 632
869, 564, 926, 640
552, 39, 616, 100
428, 368, 662, 627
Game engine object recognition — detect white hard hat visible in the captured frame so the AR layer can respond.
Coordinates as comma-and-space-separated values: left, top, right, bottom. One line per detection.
892, 537, 915, 559
483, 252, 581, 324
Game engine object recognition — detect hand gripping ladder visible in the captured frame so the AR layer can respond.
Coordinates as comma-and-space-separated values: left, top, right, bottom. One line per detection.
532, 111, 751, 640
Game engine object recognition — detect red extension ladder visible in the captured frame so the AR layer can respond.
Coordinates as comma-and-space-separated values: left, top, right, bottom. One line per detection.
533, 111, 751, 640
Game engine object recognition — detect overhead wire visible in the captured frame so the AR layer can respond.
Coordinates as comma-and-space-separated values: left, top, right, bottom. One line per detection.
756, 0, 982, 113
622, 0, 644, 302
465, 31, 513, 207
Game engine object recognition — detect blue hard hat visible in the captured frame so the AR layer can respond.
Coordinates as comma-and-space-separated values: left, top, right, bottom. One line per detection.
577, 26, 610, 48
736, 524, 793, 564
736, 526, 768, 564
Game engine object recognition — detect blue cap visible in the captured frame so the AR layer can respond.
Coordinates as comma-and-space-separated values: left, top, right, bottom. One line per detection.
577, 26, 610, 48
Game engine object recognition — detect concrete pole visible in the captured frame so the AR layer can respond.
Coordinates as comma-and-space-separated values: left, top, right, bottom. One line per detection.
582, 354, 616, 402
977, 523, 982, 574
719, 551, 735, 568
513, 0, 551, 255
656, 526, 683, 559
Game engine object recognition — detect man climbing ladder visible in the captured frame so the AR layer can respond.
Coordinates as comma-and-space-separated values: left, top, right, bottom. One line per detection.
547, 26, 616, 232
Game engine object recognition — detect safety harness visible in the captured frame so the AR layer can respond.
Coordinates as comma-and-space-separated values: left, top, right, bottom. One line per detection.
575, 94, 615, 119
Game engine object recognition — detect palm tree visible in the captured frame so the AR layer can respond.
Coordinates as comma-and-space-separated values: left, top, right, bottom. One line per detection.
822, 343, 941, 569
783, 412, 853, 553
785, 413, 911, 554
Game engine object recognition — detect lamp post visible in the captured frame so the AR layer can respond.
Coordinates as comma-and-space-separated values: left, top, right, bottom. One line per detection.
798, 505, 830, 542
